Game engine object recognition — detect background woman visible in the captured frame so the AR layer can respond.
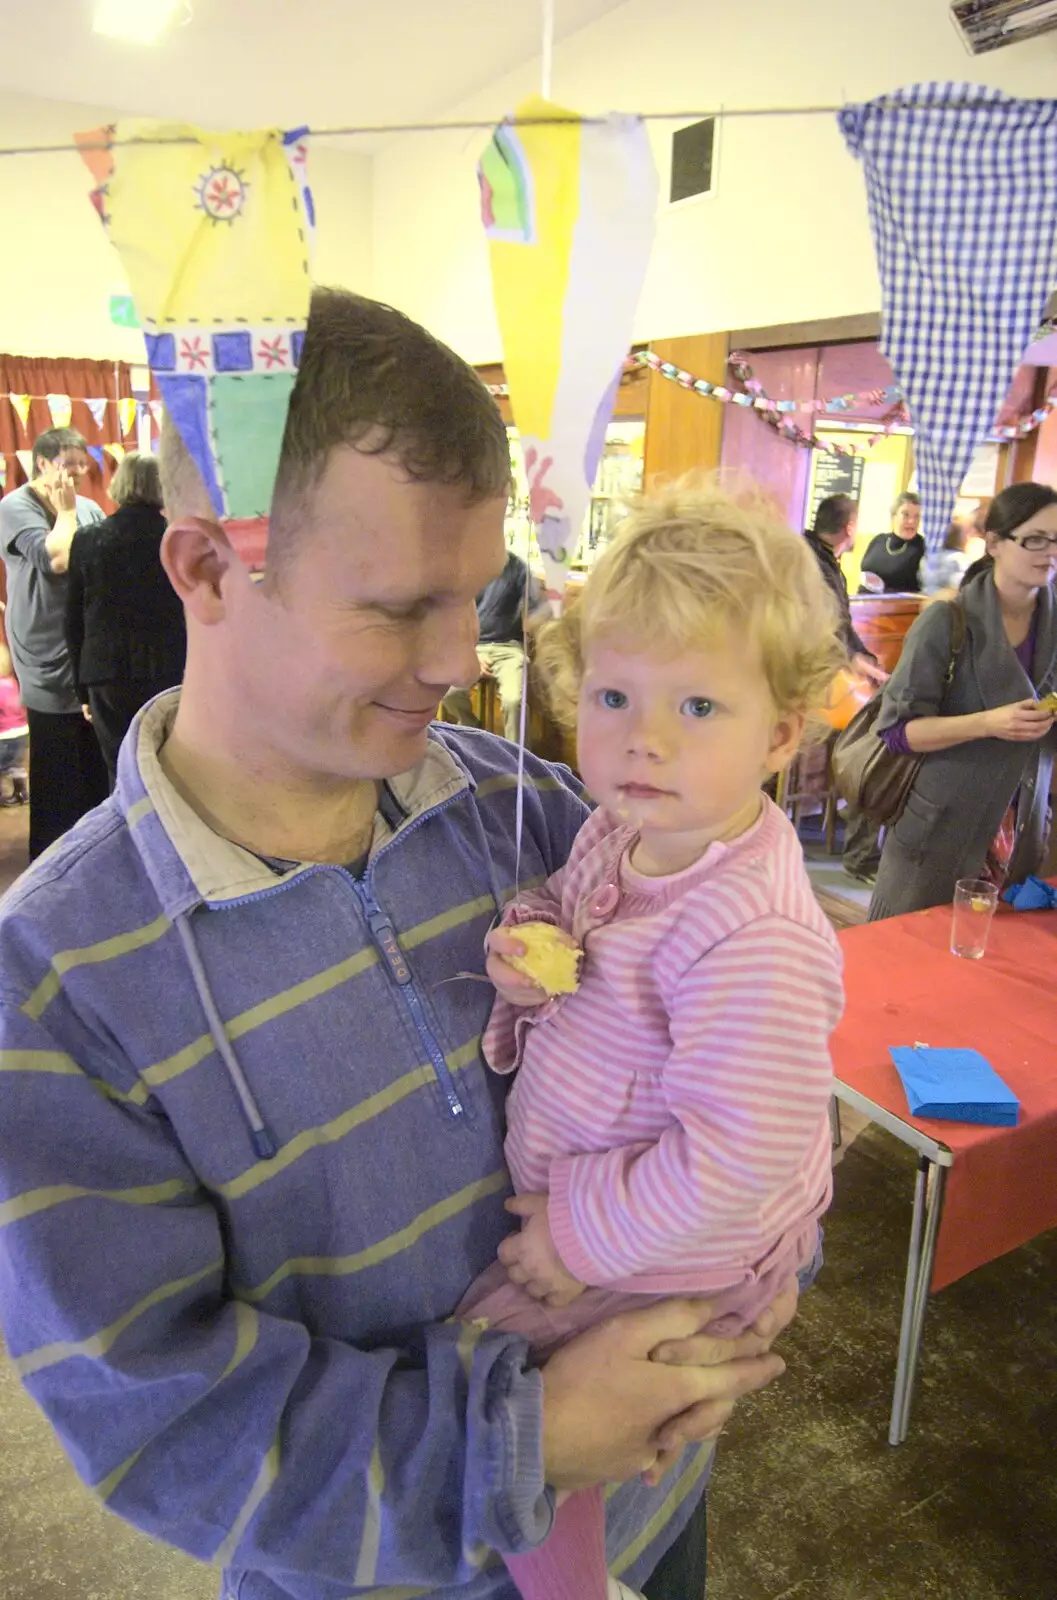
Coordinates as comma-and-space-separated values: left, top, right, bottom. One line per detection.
858, 491, 925, 595
64, 451, 186, 786
869, 482, 1057, 921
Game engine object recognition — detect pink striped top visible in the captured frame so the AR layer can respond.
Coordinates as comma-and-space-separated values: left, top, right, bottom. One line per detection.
484, 796, 844, 1302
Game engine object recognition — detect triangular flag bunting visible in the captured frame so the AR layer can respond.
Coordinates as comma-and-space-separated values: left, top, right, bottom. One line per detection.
46, 394, 73, 429
840, 83, 1057, 551
149, 398, 164, 426
86, 397, 108, 430
15, 450, 33, 477
9, 395, 31, 434
77, 119, 314, 573
479, 98, 658, 606
104, 442, 126, 464
117, 397, 137, 437
87, 445, 105, 467
0, 459, 6, 491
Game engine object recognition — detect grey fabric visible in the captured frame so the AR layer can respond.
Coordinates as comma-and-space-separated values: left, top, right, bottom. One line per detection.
870, 572, 1057, 920
0, 485, 103, 713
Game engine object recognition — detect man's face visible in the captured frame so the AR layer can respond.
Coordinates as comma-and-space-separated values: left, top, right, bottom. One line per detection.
218, 448, 507, 783
36, 448, 91, 488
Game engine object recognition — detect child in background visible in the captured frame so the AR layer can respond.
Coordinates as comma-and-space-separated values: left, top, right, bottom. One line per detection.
0, 640, 28, 806
457, 486, 847, 1600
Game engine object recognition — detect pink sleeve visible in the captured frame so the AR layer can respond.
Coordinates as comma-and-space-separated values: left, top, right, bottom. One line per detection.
547, 916, 843, 1284
482, 809, 611, 1075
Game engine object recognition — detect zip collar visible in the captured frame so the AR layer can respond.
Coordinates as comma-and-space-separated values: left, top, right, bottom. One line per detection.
116, 690, 473, 917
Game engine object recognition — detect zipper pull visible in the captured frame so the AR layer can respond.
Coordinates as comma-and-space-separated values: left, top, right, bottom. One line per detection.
368, 909, 412, 986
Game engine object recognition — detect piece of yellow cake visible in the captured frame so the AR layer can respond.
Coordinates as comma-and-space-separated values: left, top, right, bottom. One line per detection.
507, 921, 583, 996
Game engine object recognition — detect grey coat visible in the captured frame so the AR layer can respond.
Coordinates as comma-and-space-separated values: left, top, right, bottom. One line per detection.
869, 570, 1057, 920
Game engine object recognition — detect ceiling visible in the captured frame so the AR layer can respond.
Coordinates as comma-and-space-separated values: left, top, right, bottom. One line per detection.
0, 0, 630, 135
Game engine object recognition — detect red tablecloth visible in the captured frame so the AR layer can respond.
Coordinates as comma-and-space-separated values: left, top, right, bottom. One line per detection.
832, 903, 1057, 1290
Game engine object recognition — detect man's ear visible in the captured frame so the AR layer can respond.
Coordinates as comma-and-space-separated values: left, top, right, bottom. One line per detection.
161, 517, 240, 625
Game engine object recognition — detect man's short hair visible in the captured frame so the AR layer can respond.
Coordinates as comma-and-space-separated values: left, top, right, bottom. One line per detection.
812, 494, 858, 539
32, 427, 89, 475
159, 288, 511, 568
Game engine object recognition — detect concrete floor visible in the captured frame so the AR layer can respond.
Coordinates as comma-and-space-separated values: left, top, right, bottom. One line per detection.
1, 804, 1054, 1599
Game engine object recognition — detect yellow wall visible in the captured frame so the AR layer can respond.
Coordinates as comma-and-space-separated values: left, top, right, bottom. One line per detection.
805, 431, 914, 592
371, 0, 1055, 363
0, 92, 373, 360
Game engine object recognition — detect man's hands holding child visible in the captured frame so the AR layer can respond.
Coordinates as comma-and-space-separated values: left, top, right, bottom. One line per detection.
499, 1193, 585, 1308
542, 1284, 798, 1492
485, 926, 578, 1009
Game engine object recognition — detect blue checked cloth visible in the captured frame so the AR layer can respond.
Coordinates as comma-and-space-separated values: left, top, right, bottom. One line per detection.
840, 84, 1057, 551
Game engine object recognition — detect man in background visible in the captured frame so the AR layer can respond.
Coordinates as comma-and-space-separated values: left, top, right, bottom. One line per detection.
805, 493, 887, 887
0, 427, 108, 857
444, 549, 547, 742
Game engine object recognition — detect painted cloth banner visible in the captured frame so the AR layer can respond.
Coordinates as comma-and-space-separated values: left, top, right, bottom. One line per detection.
77, 121, 315, 568
480, 97, 658, 605
46, 395, 72, 429
840, 83, 1057, 551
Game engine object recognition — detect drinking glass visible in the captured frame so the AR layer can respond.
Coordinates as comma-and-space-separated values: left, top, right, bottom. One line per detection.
951, 879, 999, 960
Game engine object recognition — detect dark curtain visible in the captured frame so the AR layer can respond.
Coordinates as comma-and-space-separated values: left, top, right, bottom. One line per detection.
0, 354, 139, 515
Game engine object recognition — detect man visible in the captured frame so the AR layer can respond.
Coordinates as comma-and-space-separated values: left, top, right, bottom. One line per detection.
0, 427, 109, 857
805, 493, 887, 887
0, 291, 792, 1600
443, 549, 546, 742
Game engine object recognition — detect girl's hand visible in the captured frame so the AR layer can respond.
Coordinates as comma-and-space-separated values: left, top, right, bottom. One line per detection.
498, 1194, 585, 1307
484, 926, 550, 1008
982, 700, 1056, 743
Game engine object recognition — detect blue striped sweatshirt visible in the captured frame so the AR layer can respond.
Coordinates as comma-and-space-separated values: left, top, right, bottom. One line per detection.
0, 693, 713, 1600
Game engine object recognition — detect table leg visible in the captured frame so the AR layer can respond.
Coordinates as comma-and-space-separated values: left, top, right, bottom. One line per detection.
829, 1094, 842, 1150
889, 1156, 949, 1446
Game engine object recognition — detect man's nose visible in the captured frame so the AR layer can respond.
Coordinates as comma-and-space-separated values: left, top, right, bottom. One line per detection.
419, 604, 482, 690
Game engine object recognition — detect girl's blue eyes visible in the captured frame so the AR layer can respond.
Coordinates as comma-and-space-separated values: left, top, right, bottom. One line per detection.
597, 690, 714, 718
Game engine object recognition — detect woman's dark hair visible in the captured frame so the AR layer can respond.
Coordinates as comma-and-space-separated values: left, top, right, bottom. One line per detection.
960, 481, 1057, 588
812, 493, 857, 539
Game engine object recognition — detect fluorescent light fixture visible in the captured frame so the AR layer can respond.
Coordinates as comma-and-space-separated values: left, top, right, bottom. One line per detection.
93, 0, 183, 45
1005, 0, 1057, 29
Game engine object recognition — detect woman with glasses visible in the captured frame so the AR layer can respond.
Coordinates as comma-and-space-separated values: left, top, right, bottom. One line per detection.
869, 482, 1057, 920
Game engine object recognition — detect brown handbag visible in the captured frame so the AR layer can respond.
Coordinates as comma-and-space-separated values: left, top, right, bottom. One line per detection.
832, 601, 966, 825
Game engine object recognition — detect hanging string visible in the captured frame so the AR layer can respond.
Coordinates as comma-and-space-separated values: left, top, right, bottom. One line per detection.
0, 96, 1044, 159
540, 0, 555, 100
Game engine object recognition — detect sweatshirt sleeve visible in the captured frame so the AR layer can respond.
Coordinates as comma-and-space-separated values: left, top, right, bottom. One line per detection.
0, 1001, 551, 1590
548, 916, 842, 1285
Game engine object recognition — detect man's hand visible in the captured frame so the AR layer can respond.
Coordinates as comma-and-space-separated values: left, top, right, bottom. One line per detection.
542, 1298, 787, 1492
642, 1278, 799, 1484
48, 467, 77, 515
498, 1194, 585, 1308
853, 653, 888, 687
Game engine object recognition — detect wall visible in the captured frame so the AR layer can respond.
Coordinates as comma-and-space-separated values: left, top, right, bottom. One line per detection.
372, 0, 1056, 363
0, 93, 373, 360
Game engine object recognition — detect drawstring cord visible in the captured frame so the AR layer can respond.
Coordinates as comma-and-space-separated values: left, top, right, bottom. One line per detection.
174, 912, 278, 1160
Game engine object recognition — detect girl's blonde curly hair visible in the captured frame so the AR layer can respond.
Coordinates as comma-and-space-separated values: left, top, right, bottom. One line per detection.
535, 481, 845, 729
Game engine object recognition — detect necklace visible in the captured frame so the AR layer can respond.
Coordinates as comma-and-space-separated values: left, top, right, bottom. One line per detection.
885, 535, 910, 556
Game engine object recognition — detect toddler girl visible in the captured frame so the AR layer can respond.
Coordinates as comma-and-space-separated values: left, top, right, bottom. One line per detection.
457, 486, 847, 1600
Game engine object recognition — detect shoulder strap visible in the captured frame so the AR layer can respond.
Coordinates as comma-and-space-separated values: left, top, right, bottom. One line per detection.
943, 598, 966, 686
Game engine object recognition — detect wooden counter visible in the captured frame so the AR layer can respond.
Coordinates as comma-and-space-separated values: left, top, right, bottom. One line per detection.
849, 594, 929, 674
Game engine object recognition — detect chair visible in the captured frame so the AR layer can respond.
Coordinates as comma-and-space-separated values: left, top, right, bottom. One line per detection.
774, 732, 841, 854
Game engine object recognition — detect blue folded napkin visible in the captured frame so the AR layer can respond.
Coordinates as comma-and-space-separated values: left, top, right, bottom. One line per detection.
1003, 875, 1057, 911
890, 1046, 1020, 1126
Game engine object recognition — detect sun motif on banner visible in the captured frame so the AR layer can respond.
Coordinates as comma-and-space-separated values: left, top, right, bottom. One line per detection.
194, 164, 249, 224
